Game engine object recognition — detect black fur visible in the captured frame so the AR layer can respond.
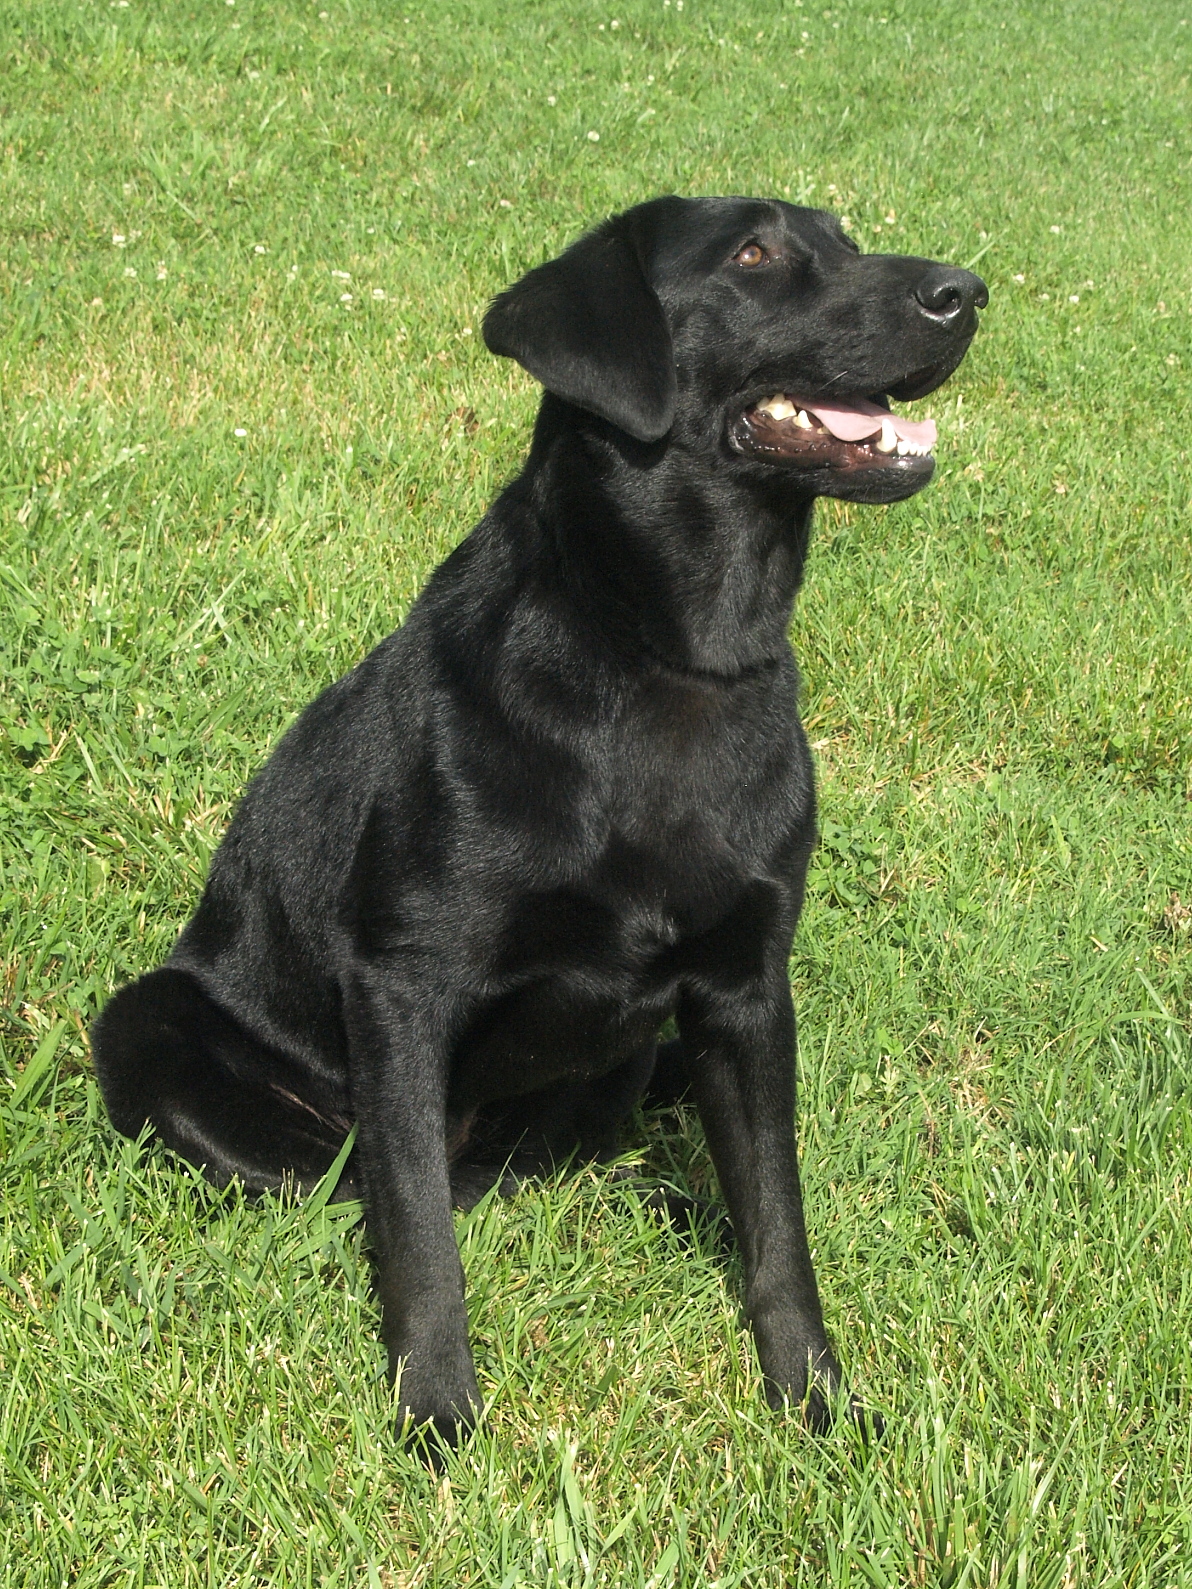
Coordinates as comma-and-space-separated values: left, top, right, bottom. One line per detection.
92, 196, 985, 1449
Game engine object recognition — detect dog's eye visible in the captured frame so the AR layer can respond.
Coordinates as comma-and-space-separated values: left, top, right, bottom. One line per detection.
732, 243, 769, 268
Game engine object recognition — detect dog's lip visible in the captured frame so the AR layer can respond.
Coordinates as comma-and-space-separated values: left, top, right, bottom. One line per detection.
886, 362, 956, 402
731, 350, 965, 419
886, 337, 978, 401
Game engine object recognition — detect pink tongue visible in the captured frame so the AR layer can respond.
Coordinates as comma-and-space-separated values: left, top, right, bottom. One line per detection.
804, 397, 937, 449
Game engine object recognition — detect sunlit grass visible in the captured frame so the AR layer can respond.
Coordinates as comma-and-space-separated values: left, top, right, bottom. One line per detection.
2, 0, 1192, 1583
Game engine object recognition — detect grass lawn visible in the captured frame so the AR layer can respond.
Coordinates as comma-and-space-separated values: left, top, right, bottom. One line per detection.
3, 0, 1192, 1582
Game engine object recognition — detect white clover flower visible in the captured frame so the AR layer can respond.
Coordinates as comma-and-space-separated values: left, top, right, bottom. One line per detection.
1069, 294, 1079, 304
254, 244, 267, 254
112, 233, 127, 246
1012, 273, 1025, 283
1050, 225, 1061, 234
156, 264, 167, 280
499, 198, 513, 208
123, 266, 137, 278
340, 292, 353, 303
372, 288, 386, 300
234, 427, 247, 437
547, 95, 556, 106
587, 130, 600, 142
332, 270, 350, 280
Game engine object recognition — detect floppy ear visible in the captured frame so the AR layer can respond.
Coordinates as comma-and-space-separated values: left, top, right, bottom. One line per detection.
482, 217, 676, 443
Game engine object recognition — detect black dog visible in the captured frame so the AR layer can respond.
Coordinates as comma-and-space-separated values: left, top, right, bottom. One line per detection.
92, 196, 985, 1448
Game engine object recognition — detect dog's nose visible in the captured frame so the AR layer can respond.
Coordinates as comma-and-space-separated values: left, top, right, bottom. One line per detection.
913, 266, 989, 324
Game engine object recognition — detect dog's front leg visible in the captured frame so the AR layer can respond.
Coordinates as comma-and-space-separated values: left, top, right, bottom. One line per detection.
679, 977, 842, 1428
342, 970, 480, 1452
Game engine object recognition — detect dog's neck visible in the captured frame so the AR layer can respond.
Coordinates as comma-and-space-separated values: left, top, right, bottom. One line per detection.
519, 397, 816, 678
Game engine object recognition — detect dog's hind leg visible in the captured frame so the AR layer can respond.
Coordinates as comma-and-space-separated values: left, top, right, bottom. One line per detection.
91, 967, 355, 1197
453, 1042, 723, 1238
448, 1160, 519, 1211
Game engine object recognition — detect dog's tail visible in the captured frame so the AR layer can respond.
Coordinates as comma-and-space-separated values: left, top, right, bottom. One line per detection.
91, 967, 356, 1198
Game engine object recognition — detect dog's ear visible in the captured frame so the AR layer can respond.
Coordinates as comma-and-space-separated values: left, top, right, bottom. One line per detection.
483, 216, 676, 443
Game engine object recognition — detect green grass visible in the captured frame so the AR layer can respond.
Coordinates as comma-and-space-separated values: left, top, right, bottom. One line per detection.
2, 0, 1192, 1582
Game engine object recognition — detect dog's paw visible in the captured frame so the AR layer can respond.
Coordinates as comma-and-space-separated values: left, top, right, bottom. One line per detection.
396, 1376, 482, 1464
767, 1369, 884, 1442
391, 1342, 482, 1464
398, 1395, 480, 1466
846, 1396, 885, 1444
799, 1385, 884, 1442
758, 1333, 850, 1433
631, 1182, 733, 1254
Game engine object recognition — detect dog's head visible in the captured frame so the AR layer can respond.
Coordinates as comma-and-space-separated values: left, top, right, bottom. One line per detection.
484, 195, 986, 505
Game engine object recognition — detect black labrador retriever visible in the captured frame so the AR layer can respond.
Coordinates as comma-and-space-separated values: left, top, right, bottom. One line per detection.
92, 196, 985, 1448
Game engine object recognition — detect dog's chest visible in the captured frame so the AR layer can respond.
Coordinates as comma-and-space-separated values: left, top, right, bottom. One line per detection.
456, 841, 783, 1103
493, 786, 786, 1006
520, 667, 801, 959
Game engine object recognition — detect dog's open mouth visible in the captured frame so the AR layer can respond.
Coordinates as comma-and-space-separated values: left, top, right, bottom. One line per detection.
730, 393, 937, 478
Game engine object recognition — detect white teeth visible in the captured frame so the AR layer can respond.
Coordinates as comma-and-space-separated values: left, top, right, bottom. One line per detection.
752, 397, 931, 455
758, 394, 797, 420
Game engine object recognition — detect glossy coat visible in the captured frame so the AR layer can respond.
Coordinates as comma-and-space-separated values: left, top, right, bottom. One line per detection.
92, 196, 985, 1448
